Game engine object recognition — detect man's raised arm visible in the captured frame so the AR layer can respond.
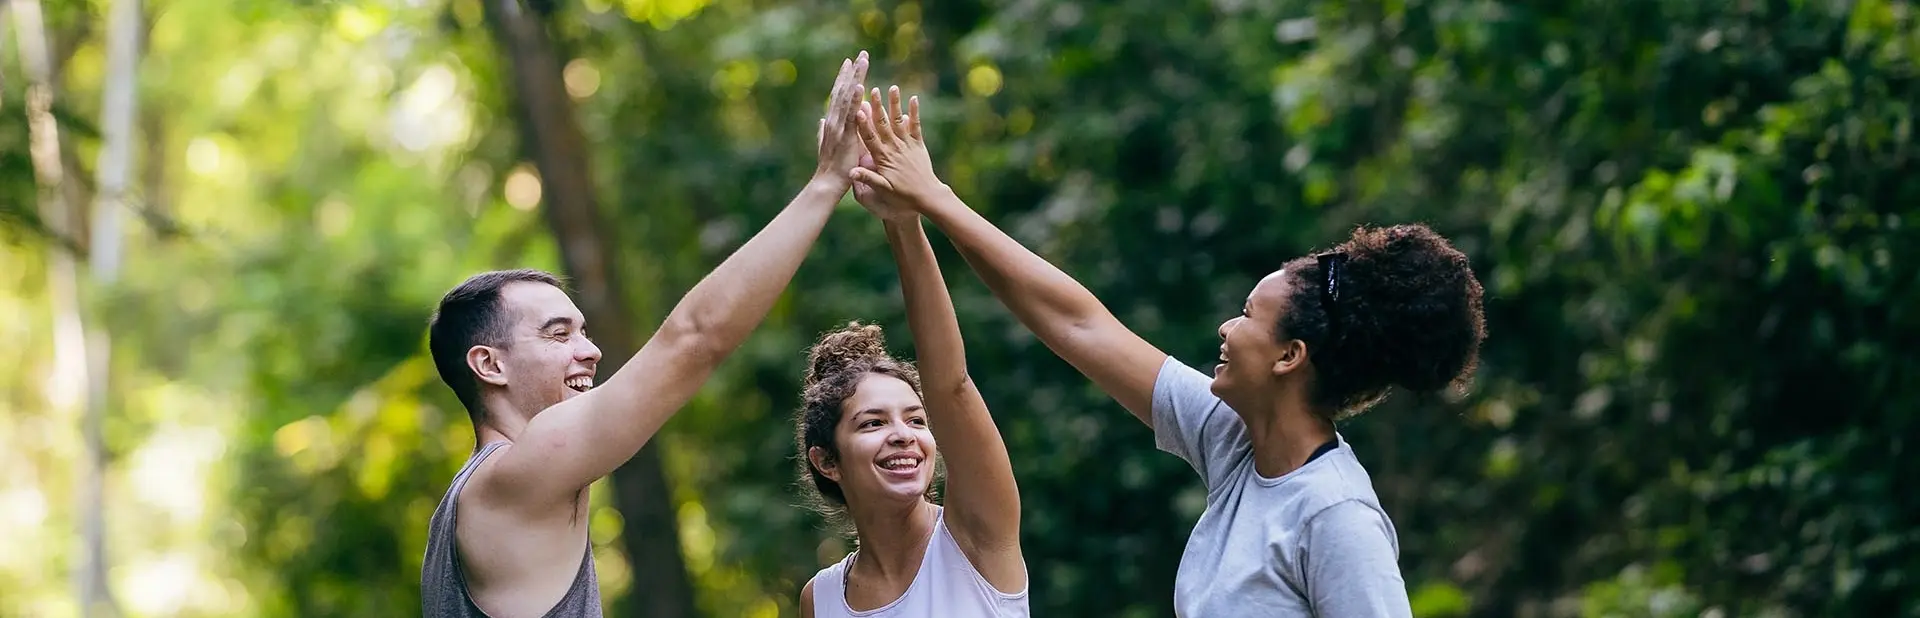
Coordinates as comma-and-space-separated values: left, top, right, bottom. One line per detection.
476, 52, 872, 514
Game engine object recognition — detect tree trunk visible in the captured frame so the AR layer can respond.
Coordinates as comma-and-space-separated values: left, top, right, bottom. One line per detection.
0, 2, 8, 104
13, 0, 118, 615
140, 109, 165, 218
479, 2, 698, 617
83, 0, 140, 614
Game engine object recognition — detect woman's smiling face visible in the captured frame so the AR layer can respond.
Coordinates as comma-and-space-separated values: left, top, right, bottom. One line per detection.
818, 374, 938, 509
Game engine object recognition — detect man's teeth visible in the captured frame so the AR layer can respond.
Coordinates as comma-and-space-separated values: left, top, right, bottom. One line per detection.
566, 377, 593, 390
880, 457, 919, 470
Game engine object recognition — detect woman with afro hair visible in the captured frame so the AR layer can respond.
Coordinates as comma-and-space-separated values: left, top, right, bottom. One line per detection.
847, 85, 1485, 617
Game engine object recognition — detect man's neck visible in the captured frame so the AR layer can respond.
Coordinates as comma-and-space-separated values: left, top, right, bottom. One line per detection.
473, 397, 530, 448
848, 499, 938, 583
474, 426, 511, 449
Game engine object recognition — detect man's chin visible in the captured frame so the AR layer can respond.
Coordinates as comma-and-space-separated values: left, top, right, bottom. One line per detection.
532, 388, 584, 412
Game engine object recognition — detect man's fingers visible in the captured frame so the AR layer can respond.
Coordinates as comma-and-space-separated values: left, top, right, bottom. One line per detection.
853, 50, 870, 89
819, 61, 847, 138
827, 59, 850, 117
841, 52, 868, 128
908, 96, 922, 141
815, 52, 872, 156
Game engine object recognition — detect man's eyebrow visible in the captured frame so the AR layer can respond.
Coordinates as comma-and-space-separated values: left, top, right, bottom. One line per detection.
538, 316, 577, 330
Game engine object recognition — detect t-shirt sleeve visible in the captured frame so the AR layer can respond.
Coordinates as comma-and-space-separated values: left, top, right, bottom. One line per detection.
1301, 500, 1413, 618
1150, 356, 1250, 491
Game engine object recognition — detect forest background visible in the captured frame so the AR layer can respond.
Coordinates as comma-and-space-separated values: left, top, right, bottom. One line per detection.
1, 0, 1914, 616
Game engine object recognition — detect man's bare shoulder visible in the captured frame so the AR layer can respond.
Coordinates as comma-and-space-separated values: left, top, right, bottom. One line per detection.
455, 444, 584, 553
459, 444, 583, 521
454, 446, 533, 578
454, 445, 593, 617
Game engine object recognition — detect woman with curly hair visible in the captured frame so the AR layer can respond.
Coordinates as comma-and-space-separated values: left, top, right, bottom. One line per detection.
793, 169, 1029, 617
848, 85, 1486, 617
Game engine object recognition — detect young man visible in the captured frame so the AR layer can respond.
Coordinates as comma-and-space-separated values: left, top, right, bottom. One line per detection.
419, 51, 872, 618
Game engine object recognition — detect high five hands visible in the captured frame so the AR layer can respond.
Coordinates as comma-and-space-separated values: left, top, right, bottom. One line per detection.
809, 49, 946, 222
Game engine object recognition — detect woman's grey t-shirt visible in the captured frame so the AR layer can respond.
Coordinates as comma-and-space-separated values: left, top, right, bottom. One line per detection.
1152, 356, 1413, 617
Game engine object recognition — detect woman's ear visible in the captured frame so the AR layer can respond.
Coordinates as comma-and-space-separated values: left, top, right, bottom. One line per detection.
1272, 338, 1309, 378
808, 446, 841, 483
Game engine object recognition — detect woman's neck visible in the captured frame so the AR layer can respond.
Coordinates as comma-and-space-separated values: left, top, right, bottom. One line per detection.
1244, 394, 1337, 479
847, 499, 938, 582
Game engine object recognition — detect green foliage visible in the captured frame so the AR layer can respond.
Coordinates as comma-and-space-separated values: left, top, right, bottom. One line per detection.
2, 0, 1915, 616
1411, 581, 1472, 617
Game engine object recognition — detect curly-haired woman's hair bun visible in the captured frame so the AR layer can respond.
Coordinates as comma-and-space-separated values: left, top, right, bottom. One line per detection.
805, 322, 891, 387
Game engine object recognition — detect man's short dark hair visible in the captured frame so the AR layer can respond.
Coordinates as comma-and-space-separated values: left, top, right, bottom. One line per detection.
428, 269, 567, 421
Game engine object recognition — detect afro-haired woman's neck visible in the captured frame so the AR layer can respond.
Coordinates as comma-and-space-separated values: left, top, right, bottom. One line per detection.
1245, 389, 1339, 479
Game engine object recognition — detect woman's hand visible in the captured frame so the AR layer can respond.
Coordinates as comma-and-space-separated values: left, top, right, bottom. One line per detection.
849, 85, 948, 209
854, 152, 918, 222
819, 121, 915, 222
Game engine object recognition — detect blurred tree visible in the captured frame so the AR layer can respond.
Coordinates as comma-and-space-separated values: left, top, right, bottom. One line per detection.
74, 0, 143, 615
481, 0, 697, 616
12, 0, 118, 613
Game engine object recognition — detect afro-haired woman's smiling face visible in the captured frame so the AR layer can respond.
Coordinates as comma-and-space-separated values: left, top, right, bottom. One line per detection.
1211, 270, 1310, 411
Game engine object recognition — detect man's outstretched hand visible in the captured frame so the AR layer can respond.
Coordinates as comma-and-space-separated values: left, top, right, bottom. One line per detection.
813, 51, 872, 190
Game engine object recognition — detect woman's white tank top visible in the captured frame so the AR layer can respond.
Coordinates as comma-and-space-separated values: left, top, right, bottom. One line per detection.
808, 507, 1029, 618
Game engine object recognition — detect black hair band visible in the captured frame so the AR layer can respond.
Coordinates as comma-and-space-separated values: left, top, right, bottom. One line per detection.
1317, 251, 1347, 336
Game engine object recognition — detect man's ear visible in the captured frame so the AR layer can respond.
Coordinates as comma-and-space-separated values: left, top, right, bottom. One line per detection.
468, 345, 509, 387
1272, 339, 1309, 378
807, 446, 841, 483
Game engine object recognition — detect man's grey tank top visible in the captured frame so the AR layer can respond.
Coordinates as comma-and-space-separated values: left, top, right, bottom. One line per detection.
421, 441, 602, 617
